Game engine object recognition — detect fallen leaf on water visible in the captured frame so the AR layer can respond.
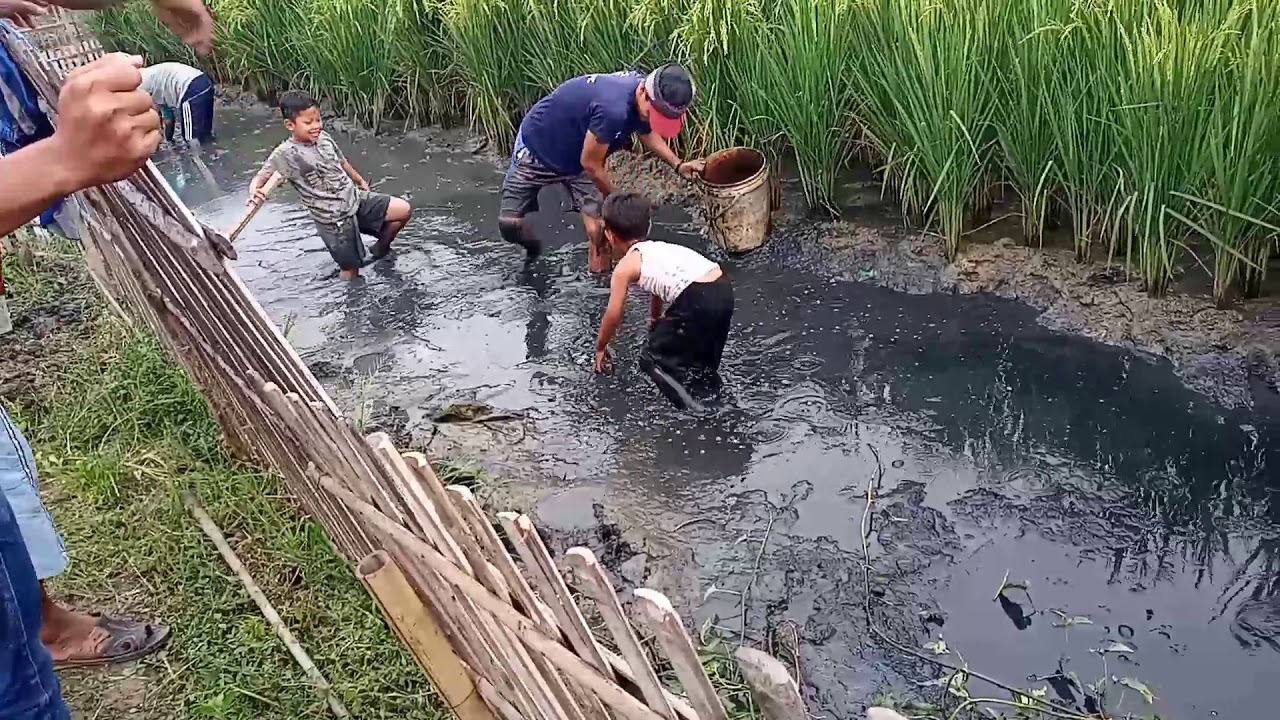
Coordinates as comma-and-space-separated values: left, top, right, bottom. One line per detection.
1118, 677, 1156, 704
1051, 609, 1094, 628
1095, 641, 1136, 654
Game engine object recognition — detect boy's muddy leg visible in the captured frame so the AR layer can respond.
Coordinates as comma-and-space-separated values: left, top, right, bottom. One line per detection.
498, 214, 542, 261
371, 197, 413, 259
584, 213, 609, 273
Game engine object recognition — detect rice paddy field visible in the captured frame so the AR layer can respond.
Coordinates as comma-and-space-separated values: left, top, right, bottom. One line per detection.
94, 0, 1280, 303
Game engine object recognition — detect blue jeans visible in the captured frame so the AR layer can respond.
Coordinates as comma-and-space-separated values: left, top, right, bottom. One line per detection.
1, 488, 70, 719
0, 407, 67, 581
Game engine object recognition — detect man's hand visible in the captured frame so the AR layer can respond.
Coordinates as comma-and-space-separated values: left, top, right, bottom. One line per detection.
594, 347, 613, 374
247, 187, 266, 205
677, 159, 705, 181
48, 53, 160, 194
0, 0, 48, 28
147, 0, 213, 55
357, 177, 370, 191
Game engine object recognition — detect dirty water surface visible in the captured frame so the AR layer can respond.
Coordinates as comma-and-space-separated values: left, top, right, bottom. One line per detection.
160, 104, 1279, 720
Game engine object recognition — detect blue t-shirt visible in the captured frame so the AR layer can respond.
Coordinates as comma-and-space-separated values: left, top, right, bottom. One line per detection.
518, 71, 651, 175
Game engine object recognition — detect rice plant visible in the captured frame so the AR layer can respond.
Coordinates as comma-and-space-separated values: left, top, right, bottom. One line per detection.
729, 0, 859, 210
846, 0, 1003, 258
84, 0, 1280, 300
442, 0, 526, 145
991, 0, 1072, 246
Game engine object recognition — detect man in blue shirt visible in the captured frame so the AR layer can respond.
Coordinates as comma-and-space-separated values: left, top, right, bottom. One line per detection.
499, 64, 705, 272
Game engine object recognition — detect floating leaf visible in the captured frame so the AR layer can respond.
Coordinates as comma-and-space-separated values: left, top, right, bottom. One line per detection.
924, 639, 950, 655
1051, 609, 1093, 628
1119, 677, 1156, 704
1095, 641, 1136, 654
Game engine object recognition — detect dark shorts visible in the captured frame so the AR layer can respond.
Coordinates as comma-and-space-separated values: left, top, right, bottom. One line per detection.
500, 133, 602, 219
315, 192, 391, 271
640, 275, 735, 408
178, 73, 215, 144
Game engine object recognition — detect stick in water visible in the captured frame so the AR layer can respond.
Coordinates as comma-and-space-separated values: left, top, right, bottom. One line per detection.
181, 489, 351, 719
226, 171, 283, 243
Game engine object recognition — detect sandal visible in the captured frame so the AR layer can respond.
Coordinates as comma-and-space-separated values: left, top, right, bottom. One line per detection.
53, 615, 171, 670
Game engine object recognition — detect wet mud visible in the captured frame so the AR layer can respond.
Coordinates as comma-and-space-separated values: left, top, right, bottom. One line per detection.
153, 102, 1280, 719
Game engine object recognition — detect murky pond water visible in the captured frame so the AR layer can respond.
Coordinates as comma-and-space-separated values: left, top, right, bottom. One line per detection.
161, 105, 1279, 720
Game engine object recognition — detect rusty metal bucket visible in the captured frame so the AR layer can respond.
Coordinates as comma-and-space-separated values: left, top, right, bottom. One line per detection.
698, 147, 771, 253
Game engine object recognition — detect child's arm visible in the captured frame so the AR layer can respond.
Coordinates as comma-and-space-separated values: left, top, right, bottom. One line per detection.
341, 158, 370, 191
594, 252, 642, 373
649, 294, 663, 328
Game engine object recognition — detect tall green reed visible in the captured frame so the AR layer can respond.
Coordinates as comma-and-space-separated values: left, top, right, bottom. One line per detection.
442, 0, 526, 145
847, 0, 1002, 258
730, 0, 859, 210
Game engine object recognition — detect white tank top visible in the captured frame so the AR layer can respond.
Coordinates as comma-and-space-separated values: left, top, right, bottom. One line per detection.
633, 241, 719, 303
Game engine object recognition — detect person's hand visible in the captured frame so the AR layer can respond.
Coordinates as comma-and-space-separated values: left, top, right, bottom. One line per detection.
357, 177, 371, 191
0, 0, 48, 28
593, 347, 613, 374
148, 0, 214, 55
48, 53, 160, 194
677, 159, 705, 181
248, 187, 266, 206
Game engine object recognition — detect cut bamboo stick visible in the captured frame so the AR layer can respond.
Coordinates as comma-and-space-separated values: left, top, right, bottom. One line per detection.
632, 590, 729, 720
733, 647, 806, 720
181, 490, 350, 719
321, 476, 671, 720
358, 551, 495, 720
227, 171, 284, 242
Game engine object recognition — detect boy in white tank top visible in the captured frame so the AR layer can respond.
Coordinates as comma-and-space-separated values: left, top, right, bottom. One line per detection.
593, 193, 735, 408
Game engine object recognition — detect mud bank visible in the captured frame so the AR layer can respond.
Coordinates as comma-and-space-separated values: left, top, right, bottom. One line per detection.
608, 152, 1280, 411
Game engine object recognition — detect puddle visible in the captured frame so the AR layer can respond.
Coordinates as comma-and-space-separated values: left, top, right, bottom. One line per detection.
162, 104, 1280, 719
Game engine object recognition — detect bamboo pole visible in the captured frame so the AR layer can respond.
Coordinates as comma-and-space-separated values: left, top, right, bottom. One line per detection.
181, 490, 351, 719
733, 647, 806, 720
227, 171, 284, 243
320, 475, 674, 720
358, 550, 496, 720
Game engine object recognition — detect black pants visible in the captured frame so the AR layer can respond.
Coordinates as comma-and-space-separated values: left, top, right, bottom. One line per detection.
640, 276, 735, 408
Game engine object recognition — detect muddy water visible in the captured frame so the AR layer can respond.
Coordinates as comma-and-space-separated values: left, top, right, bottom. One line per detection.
160, 104, 1279, 719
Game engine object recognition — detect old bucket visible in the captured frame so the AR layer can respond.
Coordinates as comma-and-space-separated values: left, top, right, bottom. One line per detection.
698, 147, 771, 253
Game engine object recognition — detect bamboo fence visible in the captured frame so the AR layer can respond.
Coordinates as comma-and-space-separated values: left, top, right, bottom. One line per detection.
4, 11, 806, 720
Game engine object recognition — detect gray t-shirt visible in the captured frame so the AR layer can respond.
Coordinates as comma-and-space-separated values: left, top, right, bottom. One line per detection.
263, 132, 359, 225
140, 62, 203, 108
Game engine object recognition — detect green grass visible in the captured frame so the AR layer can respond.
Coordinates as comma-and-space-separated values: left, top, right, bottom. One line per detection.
88, 0, 1280, 301
3, 246, 443, 720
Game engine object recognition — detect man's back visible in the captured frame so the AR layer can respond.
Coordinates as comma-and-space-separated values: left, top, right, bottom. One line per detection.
140, 62, 203, 108
519, 71, 649, 174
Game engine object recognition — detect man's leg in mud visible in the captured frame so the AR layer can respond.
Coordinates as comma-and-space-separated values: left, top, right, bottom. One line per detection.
371, 196, 413, 258
498, 213, 541, 261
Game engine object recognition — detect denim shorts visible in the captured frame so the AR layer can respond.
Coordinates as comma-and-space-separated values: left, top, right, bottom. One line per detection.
0, 406, 67, 580
1, 481, 71, 718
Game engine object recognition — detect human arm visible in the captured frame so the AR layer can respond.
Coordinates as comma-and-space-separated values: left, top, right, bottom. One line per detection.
34, 0, 213, 54
639, 131, 704, 181
648, 293, 663, 329
580, 131, 616, 197
342, 158, 370, 191
0, 53, 159, 236
594, 250, 642, 372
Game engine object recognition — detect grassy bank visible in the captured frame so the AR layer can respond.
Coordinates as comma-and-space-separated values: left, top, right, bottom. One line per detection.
91, 0, 1279, 303
1, 238, 441, 719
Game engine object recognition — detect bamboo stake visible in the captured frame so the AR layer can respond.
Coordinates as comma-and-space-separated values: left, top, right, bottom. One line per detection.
358, 550, 495, 720
320, 476, 673, 720
733, 647, 806, 720
227, 171, 283, 243
180, 490, 351, 719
